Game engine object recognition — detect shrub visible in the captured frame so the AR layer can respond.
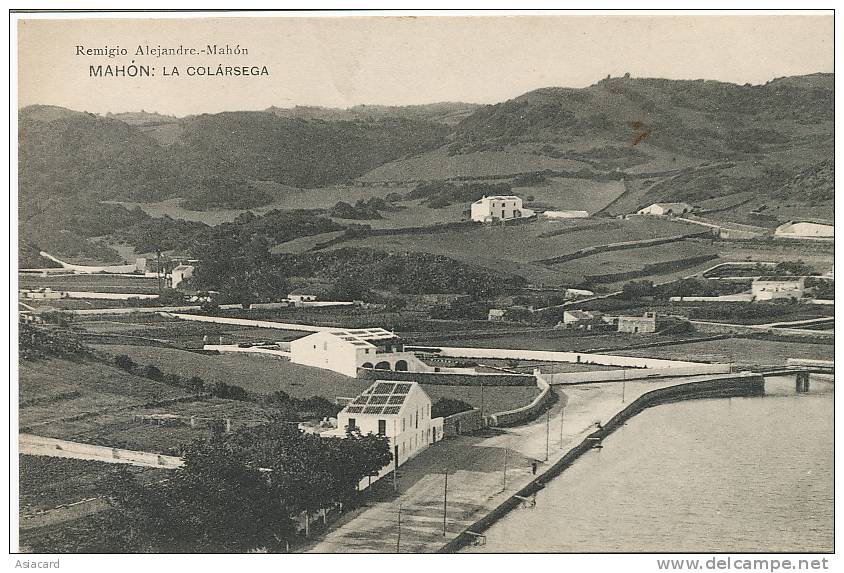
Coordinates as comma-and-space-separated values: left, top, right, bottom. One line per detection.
142, 365, 163, 381
114, 354, 136, 371
432, 397, 474, 418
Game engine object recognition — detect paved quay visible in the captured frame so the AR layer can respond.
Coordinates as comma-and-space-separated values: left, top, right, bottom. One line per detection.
305, 376, 721, 553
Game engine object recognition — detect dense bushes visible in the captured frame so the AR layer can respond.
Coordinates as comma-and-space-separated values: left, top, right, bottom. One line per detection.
264, 391, 341, 420
29, 422, 393, 553
432, 397, 474, 418
329, 197, 394, 219
113, 354, 247, 399
19, 323, 90, 361
656, 278, 750, 299
408, 180, 513, 208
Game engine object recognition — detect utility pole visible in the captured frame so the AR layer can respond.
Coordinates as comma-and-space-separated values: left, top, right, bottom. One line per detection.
622, 369, 627, 404
442, 470, 448, 537
155, 249, 162, 295
502, 442, 508, 491
396, 504, 402, 553
559, 406, 565, 448
545, 409, 550, 461
393, 443, 399, 493
480, 379, 485, 418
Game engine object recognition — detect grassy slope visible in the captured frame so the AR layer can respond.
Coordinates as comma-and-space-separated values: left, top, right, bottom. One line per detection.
324, 216, 704, 285
19, 357, 188, 430
91, 344, 367, 399
19, 455, 165, 512
359, 148, 590, 182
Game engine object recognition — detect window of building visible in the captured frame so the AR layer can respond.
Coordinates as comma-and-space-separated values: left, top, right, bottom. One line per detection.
378, 419, 386, 435
402, 418, 406, 432
415, 409, 419, 428
348, 418, 356, 431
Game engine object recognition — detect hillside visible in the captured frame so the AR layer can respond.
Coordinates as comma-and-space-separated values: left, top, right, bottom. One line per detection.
17, 73, 833, 263
361, 74, 833, 222
17, 106, 448, 262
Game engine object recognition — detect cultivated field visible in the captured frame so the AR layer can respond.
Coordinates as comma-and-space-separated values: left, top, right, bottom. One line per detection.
515, 177, 626, 214
324, 215, 702, 285
18, 273, 161, 294
90, 344, 366, 400
19, 358, 188, 432
616, 337, 834, 366
80, 314, 309, 347
19, 455, 166, 512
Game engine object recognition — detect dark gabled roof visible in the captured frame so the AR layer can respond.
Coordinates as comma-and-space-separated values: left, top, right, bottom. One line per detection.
341, 381, 417, 416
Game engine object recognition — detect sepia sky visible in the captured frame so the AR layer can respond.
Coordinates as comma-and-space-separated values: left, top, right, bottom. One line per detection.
16, 14, 833, 116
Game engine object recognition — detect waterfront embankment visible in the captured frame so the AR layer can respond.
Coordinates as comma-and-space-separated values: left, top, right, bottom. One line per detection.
305, 372, 762, 553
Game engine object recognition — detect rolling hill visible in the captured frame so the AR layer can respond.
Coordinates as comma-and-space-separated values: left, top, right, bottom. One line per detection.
17, 73, 833, 264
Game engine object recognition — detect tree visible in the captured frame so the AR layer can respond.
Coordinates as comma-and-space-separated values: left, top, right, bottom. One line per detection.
385, 297, 407, 312
330, 273, 371, 301
185, 376, 205, 393
142, 364, 163, 381
114, 354, 136, 372
621, 280, 655, 300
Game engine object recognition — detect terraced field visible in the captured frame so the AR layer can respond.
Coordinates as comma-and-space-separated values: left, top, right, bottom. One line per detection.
323, 216, 704, 285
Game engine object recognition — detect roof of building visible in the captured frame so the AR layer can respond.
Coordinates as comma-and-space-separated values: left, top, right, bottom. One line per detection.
565, 309, 597, 320
340, 381, 422, 416
171, 264, 194, 272
474, 195, 522, 203
643, 202, 691, 210
618, 313, 657, 322
305, 327, 401, 349
777, 219, 834, 229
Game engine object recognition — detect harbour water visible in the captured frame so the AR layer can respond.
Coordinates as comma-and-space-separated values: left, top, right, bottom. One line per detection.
467, 376, 833, 553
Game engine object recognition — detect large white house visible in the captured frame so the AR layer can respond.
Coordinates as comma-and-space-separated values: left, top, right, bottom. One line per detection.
289, 328, 428, 377
774, 220, 834, 239
330, 381, 444, 474
751, 277, 805, 301
637, 202, 692, 216
471, 195, 535, 223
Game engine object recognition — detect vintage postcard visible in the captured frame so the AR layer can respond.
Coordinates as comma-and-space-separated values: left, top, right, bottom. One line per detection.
11, 9, 835, 562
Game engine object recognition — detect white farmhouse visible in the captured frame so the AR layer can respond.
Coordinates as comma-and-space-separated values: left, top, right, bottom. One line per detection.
774, 220, 834, 239
471, 195, 535, 223
332, 381, 444, 472
751, 277, 805, 301
637, 202, 692, 216
170, 264, 194, 289
289, 328, 428, 378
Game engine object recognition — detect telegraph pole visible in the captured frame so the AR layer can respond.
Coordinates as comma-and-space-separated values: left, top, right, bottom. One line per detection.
442, 470, 448, 536
155, 249, 162, 295
622, 369, 626, 404
502, 442, 508, 491
480, 379, 485, 418
559, 406, 565, 448
544, 409, 550, 461
396, 504, 402, 553
393, 444, 399, 493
